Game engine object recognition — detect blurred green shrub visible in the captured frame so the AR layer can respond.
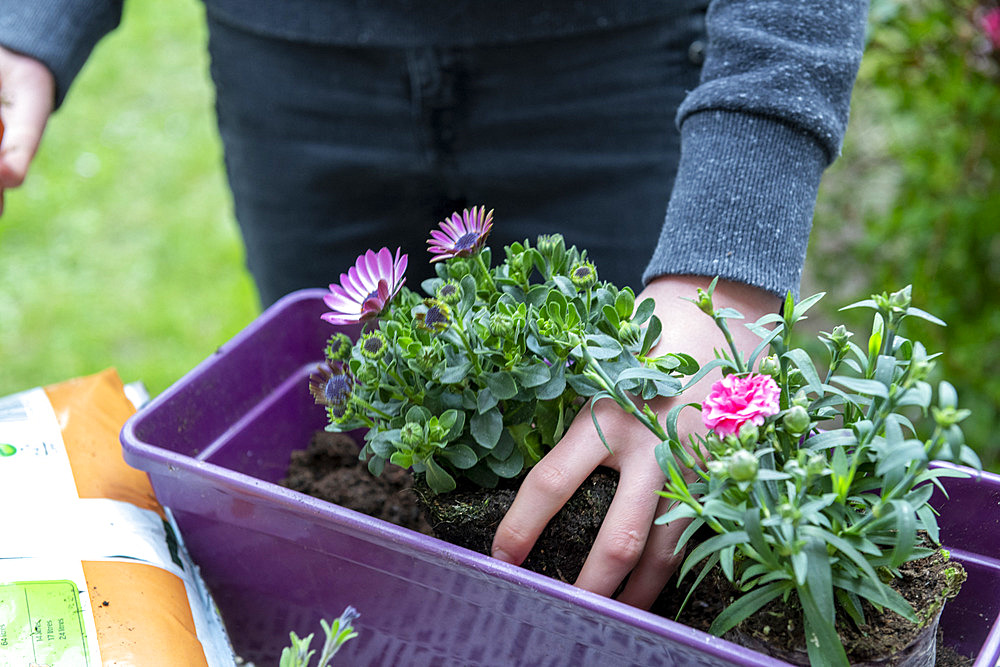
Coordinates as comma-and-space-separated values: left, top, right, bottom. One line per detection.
811, 0, 1000, 470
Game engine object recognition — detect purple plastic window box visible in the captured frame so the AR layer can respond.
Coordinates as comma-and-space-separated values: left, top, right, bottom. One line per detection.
121, 289, 1000, 666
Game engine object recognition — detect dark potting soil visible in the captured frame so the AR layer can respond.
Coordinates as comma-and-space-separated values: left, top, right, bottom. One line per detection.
281, 430, 433, 535
283, 431, 974, 666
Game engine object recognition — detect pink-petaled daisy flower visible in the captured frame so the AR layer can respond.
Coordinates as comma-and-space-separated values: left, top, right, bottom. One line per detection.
983, 8, 1000, 50
702, 373, 781, 438
427, 206, 494, 262
322, 247, 407, 326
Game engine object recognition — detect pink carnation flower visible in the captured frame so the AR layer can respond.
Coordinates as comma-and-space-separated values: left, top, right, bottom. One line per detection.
983, 8, 1000, 51
702, 373, 781, 438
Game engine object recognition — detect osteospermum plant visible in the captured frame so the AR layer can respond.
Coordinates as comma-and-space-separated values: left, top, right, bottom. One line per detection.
314, 207, 698, 494
653, 279, 979, 667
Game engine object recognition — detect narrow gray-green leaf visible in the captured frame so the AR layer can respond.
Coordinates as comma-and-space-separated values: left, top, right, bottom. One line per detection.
804, 537, 834, 620
680, 531, 750, 582
784, 348, 823, 394
708, 581, 788, 637
889, 499, 917, 568
791, 291, 826, 322
830, 376, 889, 399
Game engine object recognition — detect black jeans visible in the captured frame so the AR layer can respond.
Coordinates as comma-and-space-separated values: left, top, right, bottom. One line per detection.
207, 13, 705, 306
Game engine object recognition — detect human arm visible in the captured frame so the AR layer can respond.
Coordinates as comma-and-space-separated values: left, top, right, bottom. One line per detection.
0, 0, 123, 214
492, 0, 870, 606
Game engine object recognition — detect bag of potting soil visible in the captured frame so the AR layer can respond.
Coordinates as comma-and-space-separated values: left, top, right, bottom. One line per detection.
0, 369, 237, 667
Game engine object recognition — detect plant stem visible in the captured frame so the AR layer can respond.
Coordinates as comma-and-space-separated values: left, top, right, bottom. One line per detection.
473, 253, 496, 291
715, 316, 747, 374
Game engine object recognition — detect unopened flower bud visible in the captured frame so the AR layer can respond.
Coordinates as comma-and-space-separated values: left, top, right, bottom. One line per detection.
830, 325, 851, 348
570, 262, 598, 290
759, 354, 780, 377
707, 460, 728, 477
400, 422, 424, 447
779, 501, 801, 520
356, 362, 380, 385
489, 313, 516, 338
695, 288, 714, 316
435, 280, 462, 305
728, 450, 758, 482
890, 285, 912, 311
738, 422, 760, 447
783, 405, 811, 435
327, 401, 354, 425
618, 321, 641, 345
784, 458, 801, 473
909, 359, 934, 383
704, 433, 727, 457
791, 390, 809, 408
325, 333, 353, 363
932, 406, 970, 429
806, 453, 827, 477
537, 234, 565, 256
360, 331, 387, 360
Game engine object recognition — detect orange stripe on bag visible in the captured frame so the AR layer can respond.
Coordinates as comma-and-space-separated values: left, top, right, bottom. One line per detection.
83, 560, 209, 667
44, 369, 163, 517
42, 369, 212, 667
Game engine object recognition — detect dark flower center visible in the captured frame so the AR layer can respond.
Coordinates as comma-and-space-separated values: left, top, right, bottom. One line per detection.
324, 374, 353, 404
363, 335, 384, 355
365, 289, 380, 303
424, 305, 449, 327
574, 266, 594, 279
439, 283, 458, 298
453, 232, 479, 251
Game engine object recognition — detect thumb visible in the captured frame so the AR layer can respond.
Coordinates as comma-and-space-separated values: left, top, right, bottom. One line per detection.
0, 46, 56, 191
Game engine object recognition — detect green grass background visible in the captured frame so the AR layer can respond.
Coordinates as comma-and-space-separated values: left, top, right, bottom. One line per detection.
0, 0, 259, 397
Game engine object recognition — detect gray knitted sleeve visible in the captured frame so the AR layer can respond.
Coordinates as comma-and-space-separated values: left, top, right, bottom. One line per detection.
642, 0, 869, 297
0, 0, 123, 108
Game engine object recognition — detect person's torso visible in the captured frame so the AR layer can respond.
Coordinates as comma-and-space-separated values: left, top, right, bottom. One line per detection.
201, 0, 708, 46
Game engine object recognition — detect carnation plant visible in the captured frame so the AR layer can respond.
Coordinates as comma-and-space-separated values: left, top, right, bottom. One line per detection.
653, 279, 980, 667
315, 207, 697, 494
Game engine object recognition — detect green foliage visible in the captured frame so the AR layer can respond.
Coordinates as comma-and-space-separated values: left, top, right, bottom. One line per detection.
320, 224, 694, 494
656, 284, 978, 667
811, 0, 1000, 471
280, 607, 360, 667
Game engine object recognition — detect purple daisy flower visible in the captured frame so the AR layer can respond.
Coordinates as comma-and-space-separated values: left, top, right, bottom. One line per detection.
322, 247, 407, 326
427, 206, 494, 262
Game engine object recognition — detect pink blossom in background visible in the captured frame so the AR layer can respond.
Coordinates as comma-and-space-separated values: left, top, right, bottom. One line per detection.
322, 247, 408, 326
983, 8, 1000, 50
702, 373, 781, 437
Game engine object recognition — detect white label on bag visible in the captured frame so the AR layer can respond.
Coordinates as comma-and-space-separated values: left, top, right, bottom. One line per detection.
0, 388, 78, 503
